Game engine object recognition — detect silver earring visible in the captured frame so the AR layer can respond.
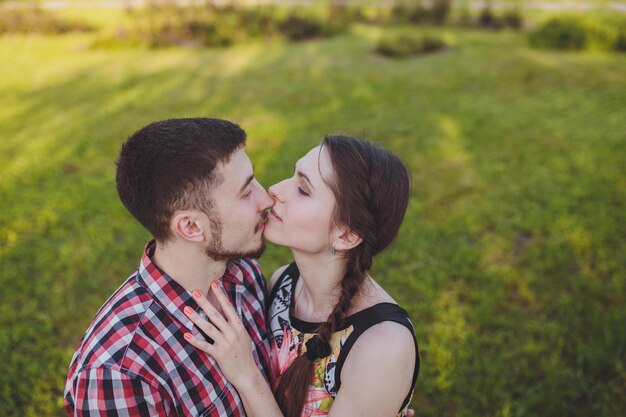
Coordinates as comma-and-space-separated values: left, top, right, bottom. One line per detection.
330, 248, 336, 256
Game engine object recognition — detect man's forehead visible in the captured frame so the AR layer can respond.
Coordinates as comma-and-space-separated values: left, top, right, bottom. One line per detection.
216, 147, 253, 186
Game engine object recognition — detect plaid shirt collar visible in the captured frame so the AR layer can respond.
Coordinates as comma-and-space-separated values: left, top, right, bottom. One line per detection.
136, 239, 243, 331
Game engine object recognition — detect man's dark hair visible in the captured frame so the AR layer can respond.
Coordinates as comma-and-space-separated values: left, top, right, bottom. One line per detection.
116, 118, 246, 242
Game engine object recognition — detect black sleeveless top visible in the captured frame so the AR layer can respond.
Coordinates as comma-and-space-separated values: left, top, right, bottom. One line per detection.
267, 263, 419, 416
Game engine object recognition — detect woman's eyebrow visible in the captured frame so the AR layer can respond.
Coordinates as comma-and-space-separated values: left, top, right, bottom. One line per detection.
295, 164, 315, 190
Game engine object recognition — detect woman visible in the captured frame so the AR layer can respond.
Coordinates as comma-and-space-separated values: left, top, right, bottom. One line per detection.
184, 136, 419, 417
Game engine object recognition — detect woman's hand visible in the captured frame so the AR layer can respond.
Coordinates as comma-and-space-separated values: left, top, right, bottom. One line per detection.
184, 281, 417, 417
183, 281, 258, 388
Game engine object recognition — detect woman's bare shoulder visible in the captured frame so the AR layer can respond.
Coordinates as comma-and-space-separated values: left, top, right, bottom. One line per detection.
335, 320, 416, 415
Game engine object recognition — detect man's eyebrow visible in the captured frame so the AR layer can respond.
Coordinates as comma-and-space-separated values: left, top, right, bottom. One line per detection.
296, 164, 315, 190
239, 174, 254, 193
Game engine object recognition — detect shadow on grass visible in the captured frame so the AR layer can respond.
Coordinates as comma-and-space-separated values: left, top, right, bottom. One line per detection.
1, 26, 625, 417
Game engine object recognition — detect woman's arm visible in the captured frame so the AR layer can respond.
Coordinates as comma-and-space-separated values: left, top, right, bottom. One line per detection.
184, 281, 417, 417
327, 321, 416, 417
184, 281, 284, 417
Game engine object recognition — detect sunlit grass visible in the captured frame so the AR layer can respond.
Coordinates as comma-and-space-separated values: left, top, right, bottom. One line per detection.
1, 8, 625, 417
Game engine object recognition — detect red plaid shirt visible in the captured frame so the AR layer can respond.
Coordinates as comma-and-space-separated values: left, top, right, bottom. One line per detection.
64, 240, 271, 416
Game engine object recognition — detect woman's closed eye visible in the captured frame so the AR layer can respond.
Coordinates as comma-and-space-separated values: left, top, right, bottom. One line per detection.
298, 186, 310, 197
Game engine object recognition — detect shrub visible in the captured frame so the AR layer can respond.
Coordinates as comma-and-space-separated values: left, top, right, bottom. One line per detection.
237, 6, 280, 38
375, 34, 447, 58
327, 4, 369, 25
529, 17, 587, 50
278, 13, 342, 42
586, 22, 618, 50
478, 6, 504, 29
528, 17, 621, 52
431, 0, 451, 26
615, 28, 626, 52
0, 8, 93, 35
502, 9, 524, 29
391, 1, 450, 26
455, 5, 523, 30
391, 3, 414, 24
456, 6, 474, 27
409, 5, 434, 25
93, 6, 348, 48
135, 13, 237, 48
177, 20, 235, 47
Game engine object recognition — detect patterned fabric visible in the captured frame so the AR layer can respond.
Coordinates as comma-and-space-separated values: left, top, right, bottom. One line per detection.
268, 263, 419, 417
64, 240, 271, 417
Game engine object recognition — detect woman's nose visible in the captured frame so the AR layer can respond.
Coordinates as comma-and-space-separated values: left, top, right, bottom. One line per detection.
268, 180, 286, 203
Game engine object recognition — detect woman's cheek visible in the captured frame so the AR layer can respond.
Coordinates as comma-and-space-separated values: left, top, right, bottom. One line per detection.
299, 204, 333, 234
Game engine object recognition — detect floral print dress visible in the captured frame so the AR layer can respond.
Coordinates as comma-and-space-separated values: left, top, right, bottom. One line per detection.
268, 263, 419, 417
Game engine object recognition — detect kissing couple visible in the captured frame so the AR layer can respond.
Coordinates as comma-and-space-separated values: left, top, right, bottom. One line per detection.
64, 118, 419, 417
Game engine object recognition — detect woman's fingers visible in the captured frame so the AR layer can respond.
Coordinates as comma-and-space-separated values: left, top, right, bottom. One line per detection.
183, 283, 257, 386
184, 332, 214, 355
183, 305, 220, 343
209, 281, 241, 324
191, 289, 229, 332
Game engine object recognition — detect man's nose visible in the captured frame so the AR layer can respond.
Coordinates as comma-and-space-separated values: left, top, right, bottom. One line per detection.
257, 182, 274, 210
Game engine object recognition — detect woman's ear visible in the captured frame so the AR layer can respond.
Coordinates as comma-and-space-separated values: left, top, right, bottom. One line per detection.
332, 227, 363, 252
171, 211, 205, 242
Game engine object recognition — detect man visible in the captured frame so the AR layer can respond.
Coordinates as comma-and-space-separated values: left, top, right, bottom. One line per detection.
64, 118, 273, 416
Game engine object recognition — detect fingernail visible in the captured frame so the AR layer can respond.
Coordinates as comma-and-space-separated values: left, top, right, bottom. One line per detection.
184, 306, 193, 315
193, 290, 202, 298
184, 333, 192, 341
212, 281, 218, 288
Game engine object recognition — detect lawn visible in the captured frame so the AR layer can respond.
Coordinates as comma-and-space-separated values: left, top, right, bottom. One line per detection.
0, 8, 625, 417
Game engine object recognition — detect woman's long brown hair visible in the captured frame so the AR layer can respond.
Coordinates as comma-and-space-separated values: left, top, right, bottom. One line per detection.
274, 136, 410, 417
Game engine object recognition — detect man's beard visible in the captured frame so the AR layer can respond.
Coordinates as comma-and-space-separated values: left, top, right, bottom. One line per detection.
205, 240, 266, 262
204, 216, 266, 262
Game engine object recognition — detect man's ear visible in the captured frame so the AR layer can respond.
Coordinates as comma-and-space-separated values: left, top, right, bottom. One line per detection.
171, 211, 205, 243
332, 227, 363, 252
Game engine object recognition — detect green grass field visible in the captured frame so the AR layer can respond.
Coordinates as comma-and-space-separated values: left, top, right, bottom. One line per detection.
1, 8, 625, 417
